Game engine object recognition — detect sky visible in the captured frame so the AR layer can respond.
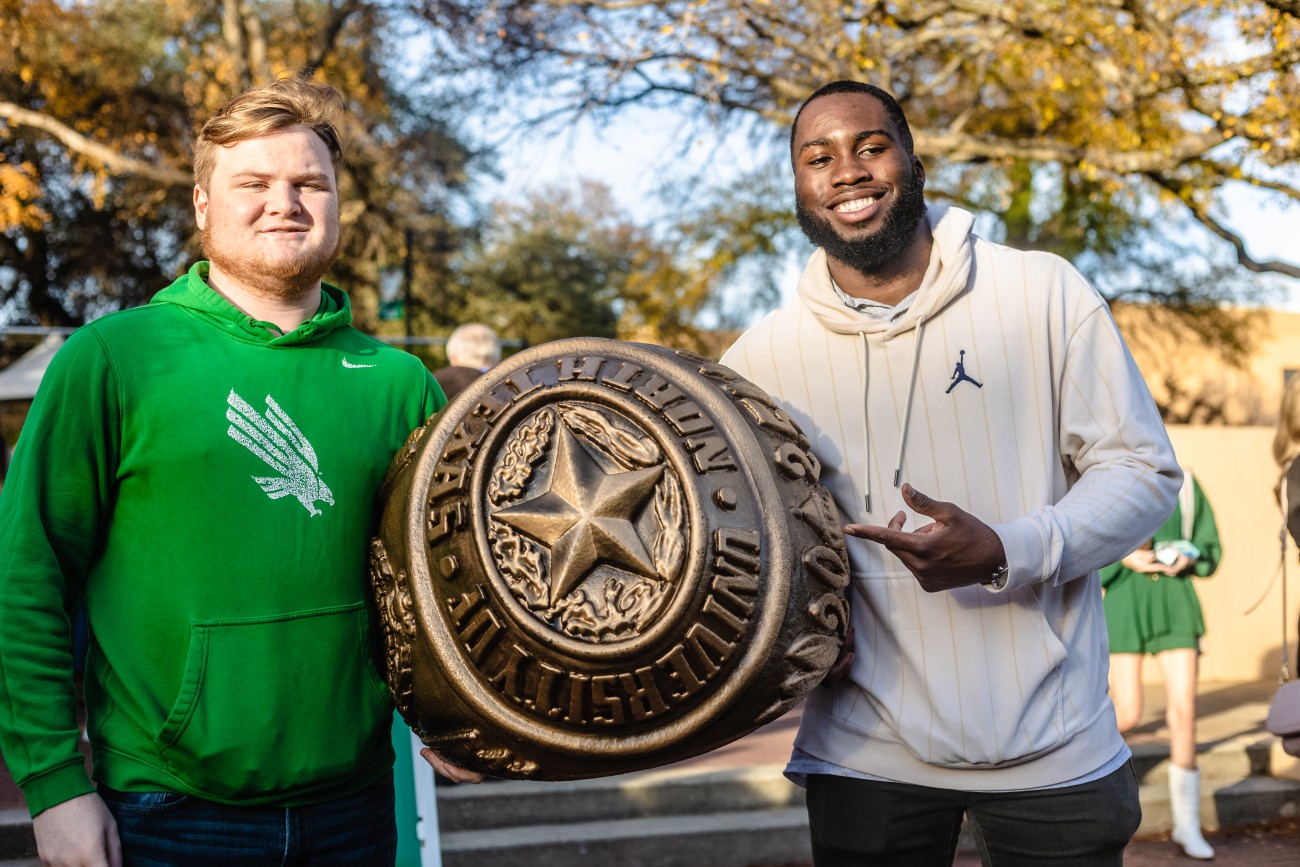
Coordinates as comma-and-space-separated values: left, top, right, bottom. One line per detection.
474, 105, 1300, 321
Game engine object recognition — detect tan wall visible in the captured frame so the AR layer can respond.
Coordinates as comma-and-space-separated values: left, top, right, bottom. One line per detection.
1140, 425, 1300, 684
1113, 306, 1300, 426
1245, 310, 1300, 422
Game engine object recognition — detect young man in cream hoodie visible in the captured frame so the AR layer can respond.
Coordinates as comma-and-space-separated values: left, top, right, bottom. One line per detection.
722, 81, 1180, 866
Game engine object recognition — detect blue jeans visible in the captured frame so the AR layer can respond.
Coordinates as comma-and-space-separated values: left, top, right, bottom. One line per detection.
100, 772, 397, 866
806, 761, 1142, 866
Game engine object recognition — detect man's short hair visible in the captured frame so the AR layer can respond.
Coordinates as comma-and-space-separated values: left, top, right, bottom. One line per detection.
446, 323, 501, 370
789, 81, 914, 163
194, 77, 346, 189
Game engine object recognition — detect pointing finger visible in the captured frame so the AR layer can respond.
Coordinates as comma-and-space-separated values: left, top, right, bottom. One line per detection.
845, 511, 906, 539
842, 523, 927, 555
901, 483, 930, 511
844, 523, 892, 543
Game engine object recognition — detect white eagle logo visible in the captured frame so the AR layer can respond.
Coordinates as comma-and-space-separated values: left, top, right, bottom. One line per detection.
225, 390, 335, 517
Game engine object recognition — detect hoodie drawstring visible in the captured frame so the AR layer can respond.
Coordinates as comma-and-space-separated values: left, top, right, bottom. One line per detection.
860, 332, 871, 513
861, 319, 924, 512
894, 318, 925, 488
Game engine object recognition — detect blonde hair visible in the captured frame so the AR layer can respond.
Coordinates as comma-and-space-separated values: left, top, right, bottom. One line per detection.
193, 77, 345, 189
447, 323, 501, 370
1275, 374, 1300, 469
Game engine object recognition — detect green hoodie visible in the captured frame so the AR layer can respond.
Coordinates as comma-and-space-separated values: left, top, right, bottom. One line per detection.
0, 263, 445, 816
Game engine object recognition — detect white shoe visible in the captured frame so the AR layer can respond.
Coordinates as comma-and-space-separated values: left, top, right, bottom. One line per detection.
1169, 764, 1215, 860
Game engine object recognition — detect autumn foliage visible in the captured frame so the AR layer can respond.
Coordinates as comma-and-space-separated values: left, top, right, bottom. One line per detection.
428, 0, 1300, 281
0, 0, 473, 332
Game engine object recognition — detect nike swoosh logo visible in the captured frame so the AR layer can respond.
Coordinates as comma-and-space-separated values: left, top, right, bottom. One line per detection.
341, 359, 377, 369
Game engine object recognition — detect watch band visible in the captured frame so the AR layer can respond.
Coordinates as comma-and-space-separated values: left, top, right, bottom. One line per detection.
985, 562, 1009, 590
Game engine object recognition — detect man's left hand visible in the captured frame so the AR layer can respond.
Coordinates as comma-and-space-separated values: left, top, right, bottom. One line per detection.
420, 748, 487, 784
844, 484, 1006, 593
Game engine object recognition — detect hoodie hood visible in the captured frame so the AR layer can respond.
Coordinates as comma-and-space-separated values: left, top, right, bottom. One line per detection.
791, 204, 976, 510
150, 261, 353, 347
797, 204, 976, 337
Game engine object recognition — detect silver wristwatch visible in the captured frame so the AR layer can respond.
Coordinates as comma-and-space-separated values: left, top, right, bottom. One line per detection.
985, 562, 1009, 590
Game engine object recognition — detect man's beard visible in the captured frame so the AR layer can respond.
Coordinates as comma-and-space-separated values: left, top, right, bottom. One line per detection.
201, 226, 341, 301
796, 168, 927, 275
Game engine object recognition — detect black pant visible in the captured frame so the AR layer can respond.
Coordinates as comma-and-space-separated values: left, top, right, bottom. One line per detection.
806, 761, 1141, 867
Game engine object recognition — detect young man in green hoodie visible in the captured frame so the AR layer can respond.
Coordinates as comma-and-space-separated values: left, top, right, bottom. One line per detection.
0, 78, 453, 866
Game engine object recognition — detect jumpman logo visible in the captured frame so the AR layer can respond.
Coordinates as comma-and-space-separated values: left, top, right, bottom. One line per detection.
946, 350, 983, 394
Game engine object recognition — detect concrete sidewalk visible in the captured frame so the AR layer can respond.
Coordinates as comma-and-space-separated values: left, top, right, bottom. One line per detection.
430, 678, 1299, 866
3, 679, 1298, 865
675, 677, 1300, 865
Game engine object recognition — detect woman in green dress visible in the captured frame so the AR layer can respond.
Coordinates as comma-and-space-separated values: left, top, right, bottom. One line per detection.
1102, 470, 1221, 861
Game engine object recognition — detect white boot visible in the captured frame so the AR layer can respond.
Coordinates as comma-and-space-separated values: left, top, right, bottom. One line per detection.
1169, 764, 1215, 860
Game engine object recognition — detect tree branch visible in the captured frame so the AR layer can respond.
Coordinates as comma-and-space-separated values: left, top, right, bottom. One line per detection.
244, 3, 272, 83
1148, 172, 1300, 278
915, 127, 1226, 174
1262, 0, 1300, 17
222, 0, 252, 90
0, 102, 191, 187
302, 0, 363, 77
1196, 161, 1300, 205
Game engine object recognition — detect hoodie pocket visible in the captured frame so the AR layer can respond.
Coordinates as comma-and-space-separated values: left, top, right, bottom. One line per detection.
157, 602, 390, 800
845, 577, 1070, 768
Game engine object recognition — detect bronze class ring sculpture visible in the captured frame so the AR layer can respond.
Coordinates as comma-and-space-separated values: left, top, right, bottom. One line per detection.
371, 338, 849, 780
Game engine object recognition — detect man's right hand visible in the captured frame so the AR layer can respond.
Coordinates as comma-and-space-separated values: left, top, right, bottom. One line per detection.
32, 792, 121, 867
844, 485, 1005, 592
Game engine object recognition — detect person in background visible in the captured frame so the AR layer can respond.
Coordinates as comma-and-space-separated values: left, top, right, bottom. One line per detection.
433, 322, 500, 399
1274, 374, 1300, 665
1102, 469, 1222, 860
0, 77, 476, 867
721, 79, 1179, 866
1275, 374, 1300, 550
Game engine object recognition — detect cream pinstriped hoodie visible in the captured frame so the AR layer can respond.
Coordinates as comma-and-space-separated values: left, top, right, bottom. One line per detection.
722, 205, 1180, 790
